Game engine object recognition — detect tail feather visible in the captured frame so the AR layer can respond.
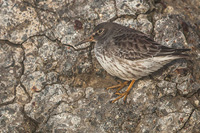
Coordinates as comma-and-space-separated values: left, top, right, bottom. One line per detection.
157, 48, 190, 58
175, 48, 191, 53
173, 48, 190, 58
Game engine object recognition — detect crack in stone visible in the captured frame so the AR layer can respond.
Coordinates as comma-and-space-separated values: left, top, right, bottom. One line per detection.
0, 39, 24, 106
21, 105, 39, 133
0, 84, 16, 107
177, 109, 195, 132
0, 40, 21, 48
0, 34, 64, 131
20, 82, 32, 102
22, 0, 58, 14
1, 1, 199, 131
36, 100, 68, 132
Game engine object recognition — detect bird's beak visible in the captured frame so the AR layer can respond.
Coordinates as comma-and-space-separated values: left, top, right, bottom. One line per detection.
75, 35, 95, 47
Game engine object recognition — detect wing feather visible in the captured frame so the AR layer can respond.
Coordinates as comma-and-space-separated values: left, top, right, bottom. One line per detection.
112, 31, 190, 60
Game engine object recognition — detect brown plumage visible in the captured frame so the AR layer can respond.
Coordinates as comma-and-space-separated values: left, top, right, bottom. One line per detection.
76, 22, 190, 103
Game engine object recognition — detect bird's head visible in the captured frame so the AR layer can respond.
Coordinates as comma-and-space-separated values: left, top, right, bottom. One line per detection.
75, 22, 114, 47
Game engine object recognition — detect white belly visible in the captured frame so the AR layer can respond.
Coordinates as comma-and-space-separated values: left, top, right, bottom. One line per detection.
95, 49, 180, 80
95, 52, 142, 80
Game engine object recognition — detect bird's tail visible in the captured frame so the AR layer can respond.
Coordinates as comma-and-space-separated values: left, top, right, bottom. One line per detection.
175, 48, 191, 53
173, 48, 191, 58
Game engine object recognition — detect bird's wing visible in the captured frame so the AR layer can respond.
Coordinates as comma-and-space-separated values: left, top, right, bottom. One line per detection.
112, 32, 189, 60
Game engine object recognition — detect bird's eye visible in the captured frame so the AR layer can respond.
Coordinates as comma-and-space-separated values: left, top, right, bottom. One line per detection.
97, 29, 104, 34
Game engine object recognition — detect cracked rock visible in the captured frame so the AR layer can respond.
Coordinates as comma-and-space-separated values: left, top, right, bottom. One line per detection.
116, 0, 153, 15
153, 97, 194, 132
115, 14, 153, 35
0, 43, 23, 103
0, 1, 42, 43
154, 15, 188, 48
24, 84, 66, 121
0, 0, 200, 132
181, 110, 200, 133
0, 104, 25, 132
21, 71, 46, 96
157, 80, 177, 97
16, 84, 30, 104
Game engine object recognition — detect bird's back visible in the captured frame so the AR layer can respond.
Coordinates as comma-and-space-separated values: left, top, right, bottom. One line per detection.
94, 22, 190, 80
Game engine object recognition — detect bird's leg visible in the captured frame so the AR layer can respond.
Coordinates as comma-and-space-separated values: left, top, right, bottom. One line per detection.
112, 80, 135, 103
106, 81, 129, 93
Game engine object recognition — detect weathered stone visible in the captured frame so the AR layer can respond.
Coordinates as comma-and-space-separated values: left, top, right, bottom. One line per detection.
0, 0, 200, 132
16, 84, 30, 104
21, 71, 46, 96
115, 14, 153, 35
152, 97, 194, 132
0, 43, 23, 104
180, 110, 200, 133
0, 1, 43, 43
154, 15, 188, 48
157, 80, 177, 97
116, 0, 152, 15
24, 84, 66, 121
0, 104, 25, 132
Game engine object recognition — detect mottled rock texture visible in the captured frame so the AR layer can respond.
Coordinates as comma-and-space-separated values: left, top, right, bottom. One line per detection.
0, 0, 200, 132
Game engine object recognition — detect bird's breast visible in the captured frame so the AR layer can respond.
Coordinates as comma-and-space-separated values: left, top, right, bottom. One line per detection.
94, 47, 139, 80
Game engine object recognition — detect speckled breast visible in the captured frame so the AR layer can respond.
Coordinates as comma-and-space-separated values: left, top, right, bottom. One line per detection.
94, 46, 141, 81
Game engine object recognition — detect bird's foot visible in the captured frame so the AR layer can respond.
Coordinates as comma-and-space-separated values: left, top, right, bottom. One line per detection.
111, 80, 135, 103
111, 91, 129, 103
106, 81, 129, 93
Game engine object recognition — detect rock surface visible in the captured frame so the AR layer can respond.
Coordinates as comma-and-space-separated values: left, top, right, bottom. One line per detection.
0, 0, 200, 132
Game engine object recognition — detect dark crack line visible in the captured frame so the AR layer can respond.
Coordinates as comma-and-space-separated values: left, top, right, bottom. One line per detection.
35, 82, 62, 93
1, 32, 91, 95
0, 34, 51, 46
16, 32, 92, 52
0, 39, 21, 48
20, 34, 50, 45
50, 97, 86, 118
36, 100, 66, 132
177, 109, 195, 132
1, 33, 35, 106
20, 82, 32, 101
0, 84, 17, 107
184, 88, 200, 99
19, 44, 25, 76
22, 0, 57, 14
0, 38, 26, 107
21, 105, 39, 133
37, 95, 87, 132
21, 33, 88, 51
15, 36, 32, 103
4, 56, 15, 69
158, 110, 194, 118
0, 98, 15, 107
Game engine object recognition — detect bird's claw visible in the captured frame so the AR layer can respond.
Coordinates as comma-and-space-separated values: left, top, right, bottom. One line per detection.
106, 81, 129, 92
112, 91, 129, 103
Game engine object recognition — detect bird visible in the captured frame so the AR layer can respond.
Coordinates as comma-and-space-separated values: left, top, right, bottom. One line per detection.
75, 22, 190, 103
